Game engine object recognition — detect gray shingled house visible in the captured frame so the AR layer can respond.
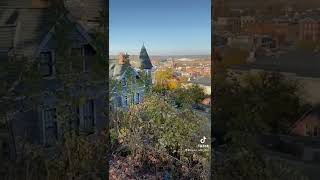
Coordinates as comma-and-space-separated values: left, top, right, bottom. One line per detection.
109, 45, 153, 109
0, 0, 107, 155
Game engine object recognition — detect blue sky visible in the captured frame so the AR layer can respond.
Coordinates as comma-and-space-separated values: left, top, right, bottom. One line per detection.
109, 0, 211, 56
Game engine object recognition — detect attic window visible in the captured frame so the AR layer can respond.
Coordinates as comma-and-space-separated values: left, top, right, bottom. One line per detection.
0, 51, 8, 61
6, 11, 19, 25
40, 52, 54, 77
122, 78, 127, 87
306, 124, 313, 136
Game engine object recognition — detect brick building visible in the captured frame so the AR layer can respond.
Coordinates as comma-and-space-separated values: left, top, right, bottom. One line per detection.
299, 17, 320, 41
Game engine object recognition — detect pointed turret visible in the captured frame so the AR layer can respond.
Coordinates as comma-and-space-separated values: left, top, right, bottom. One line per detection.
138, 44, 153, 70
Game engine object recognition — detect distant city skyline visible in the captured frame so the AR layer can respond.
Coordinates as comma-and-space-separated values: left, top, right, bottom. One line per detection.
109, 0, 211, 56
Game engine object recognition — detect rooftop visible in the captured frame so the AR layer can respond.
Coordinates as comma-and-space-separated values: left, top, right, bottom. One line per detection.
138, 44, 153, 70
232, 50, 320, 78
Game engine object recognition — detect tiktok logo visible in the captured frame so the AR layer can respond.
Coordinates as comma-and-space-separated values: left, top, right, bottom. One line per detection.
200, 136, 207, 144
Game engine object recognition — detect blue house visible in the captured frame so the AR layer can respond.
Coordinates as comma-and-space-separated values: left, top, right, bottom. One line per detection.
0, 0, 107, 155
109, 45, 153, 110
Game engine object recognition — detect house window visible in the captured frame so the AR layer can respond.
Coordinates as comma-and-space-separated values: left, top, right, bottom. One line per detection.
116, 96, 122, 107
313, 126, 320, 137
70, 47, 89, 72
40, 52, 54, 77
124, 95, 128, 106
122, 78, 127, 87
43, 108, 57, 145
79, 99, 95, 132
1, 141, 9, 160
0, 51, 8, 61
314, 127, 318, 137
136, 92, 140, 104
306, 124, 312, 136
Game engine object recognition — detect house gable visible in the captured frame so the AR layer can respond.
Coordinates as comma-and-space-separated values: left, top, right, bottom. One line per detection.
292, 106, 320, 137
36, 13, 95, 56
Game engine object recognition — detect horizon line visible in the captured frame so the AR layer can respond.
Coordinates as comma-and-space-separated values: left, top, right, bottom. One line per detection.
109, 53, 211, 56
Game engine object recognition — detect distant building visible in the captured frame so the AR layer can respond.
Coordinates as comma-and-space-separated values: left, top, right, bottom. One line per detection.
247, 17, 299, 46
201, 97, 211, 106
215, 17, 241, 34
292, 105, 320, 137
185, 77, 211, 95
240, 16, 255, 31
253, 35, 277, 49
231, 51, 320, 104
299, 16, 320, 41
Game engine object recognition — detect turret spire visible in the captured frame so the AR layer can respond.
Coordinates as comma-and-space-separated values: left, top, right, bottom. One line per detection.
138, 44, 153, 70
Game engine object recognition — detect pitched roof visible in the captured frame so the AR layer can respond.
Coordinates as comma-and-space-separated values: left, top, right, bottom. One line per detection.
109, 57, 141, 81
189, 77, 211, 86
65, 0, 103, 22
138, 44, 153, 69
299, 10, 320, 21
0, 7, 99, 57
232, 50, 320, 78
291, 105, 320, 132
109, 63, 128, 80
0, 0, 103, 56
14, 8, 54, 56
0, 0, 30, 8
109, 58, 129, 79
0, 26, 15, 49
65, 0, 104, 33
0, 7, 57, 56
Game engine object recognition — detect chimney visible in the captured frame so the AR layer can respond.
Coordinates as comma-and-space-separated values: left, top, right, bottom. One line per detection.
118, 53, 126, 65
32, 0, 50, 8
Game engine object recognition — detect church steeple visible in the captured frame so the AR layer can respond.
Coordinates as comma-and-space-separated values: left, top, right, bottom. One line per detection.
138, 44, 153, 70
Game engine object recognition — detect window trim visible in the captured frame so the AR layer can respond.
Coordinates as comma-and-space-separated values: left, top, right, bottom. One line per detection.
79, 99, 95, 133
136, 92, 140, 104
41, 107, 57, 145
70, 46, 88, 73
39, 50, 55, 78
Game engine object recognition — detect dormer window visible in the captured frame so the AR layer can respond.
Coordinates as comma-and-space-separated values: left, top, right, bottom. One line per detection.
122, 78, 127, 87
0, 50, 8, 61
40, 52, 54, 77
70, 46, 89, 72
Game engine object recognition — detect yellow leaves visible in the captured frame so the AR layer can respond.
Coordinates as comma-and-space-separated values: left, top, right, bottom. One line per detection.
167, 79, 179, 90
119, 127, 129, 143
155, 69, 173, 84
155, 68, 181, 90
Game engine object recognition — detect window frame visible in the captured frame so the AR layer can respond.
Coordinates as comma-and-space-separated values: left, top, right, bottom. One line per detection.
42, 107, 57, 146
79, 99, 95, 133
39, 51, 55, 78
70, 46, 89, 73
